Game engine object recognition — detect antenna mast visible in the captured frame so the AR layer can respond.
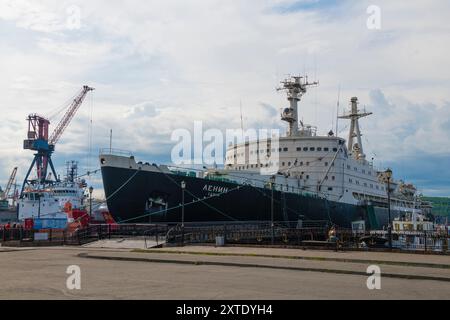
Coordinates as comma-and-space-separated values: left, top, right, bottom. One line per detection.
339, 97, 372, 160
277, 75, 318, 137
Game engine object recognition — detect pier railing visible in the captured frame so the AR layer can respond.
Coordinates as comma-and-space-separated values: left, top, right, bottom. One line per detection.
0, 224, 170, 246
167, 222, 330, 246
0, 223, 448, 254
164, 223, 449, 254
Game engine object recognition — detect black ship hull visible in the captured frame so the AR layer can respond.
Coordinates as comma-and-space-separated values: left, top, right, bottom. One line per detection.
101, 166, 369, 228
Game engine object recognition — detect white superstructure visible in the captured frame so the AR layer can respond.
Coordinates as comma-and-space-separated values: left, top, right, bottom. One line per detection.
222, 76, 429, 215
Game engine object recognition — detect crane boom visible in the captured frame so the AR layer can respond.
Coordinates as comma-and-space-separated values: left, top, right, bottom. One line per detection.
49, 85, 94, 146
21, 85, 94, 194
2, 167, 17, 200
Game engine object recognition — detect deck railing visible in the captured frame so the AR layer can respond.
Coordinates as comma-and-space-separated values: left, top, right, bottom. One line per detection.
99, 148, 133, 157
0, 222, 448, 254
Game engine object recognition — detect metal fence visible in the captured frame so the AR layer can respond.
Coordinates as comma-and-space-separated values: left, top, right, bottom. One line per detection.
168, 222, 330, 246
0, 222, 448, 254
166, 223, 449, 254
0, 228, 77, 246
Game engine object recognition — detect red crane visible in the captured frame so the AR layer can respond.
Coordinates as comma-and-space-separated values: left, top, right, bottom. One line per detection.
21, 85, 94, 194
49, 85, 94, 145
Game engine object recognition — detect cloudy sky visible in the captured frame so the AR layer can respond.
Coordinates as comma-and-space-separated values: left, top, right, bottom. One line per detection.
0, 0, 449, 197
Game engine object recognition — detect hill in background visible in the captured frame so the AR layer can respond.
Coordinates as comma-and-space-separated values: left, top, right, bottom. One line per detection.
423, 197, 450, 219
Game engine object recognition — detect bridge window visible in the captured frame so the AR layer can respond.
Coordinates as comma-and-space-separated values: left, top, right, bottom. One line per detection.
324, 148, 329, 152
333, 148, 338, 152
310, 147, 315, 151
317, 147, 322, 151
303, 147, 308, 151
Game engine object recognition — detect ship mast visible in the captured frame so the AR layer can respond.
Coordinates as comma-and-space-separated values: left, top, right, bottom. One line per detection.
339, 97, 372, 160
277, 76, 318, 137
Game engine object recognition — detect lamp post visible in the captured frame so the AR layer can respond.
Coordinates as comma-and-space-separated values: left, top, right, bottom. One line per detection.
385, 168, 393, 250
89, 186, 94, 220
270, 175, 276, 245
181, 181, 186, 245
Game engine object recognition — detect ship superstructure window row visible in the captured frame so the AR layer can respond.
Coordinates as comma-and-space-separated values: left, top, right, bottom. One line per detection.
226, 142, 344, 163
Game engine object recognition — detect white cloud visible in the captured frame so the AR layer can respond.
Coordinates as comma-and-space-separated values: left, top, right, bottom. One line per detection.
0, 0, 66, 33
0, 0, 449, 195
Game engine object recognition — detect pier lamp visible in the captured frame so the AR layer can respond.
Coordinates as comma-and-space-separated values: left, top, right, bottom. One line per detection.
181, 181, 186, 245
89, 186, 94, 219
270, 175, 276, 245
385, 168, 393, 250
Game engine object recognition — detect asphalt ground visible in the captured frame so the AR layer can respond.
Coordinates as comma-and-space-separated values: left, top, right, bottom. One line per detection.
0, 245, 448, 300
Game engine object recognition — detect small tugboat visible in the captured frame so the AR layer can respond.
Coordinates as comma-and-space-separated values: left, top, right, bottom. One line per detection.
391, 204, 441, 251
18, 161, 89, 229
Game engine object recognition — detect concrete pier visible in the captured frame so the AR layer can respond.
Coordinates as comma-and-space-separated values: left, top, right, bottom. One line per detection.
0, 245, 448, 300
